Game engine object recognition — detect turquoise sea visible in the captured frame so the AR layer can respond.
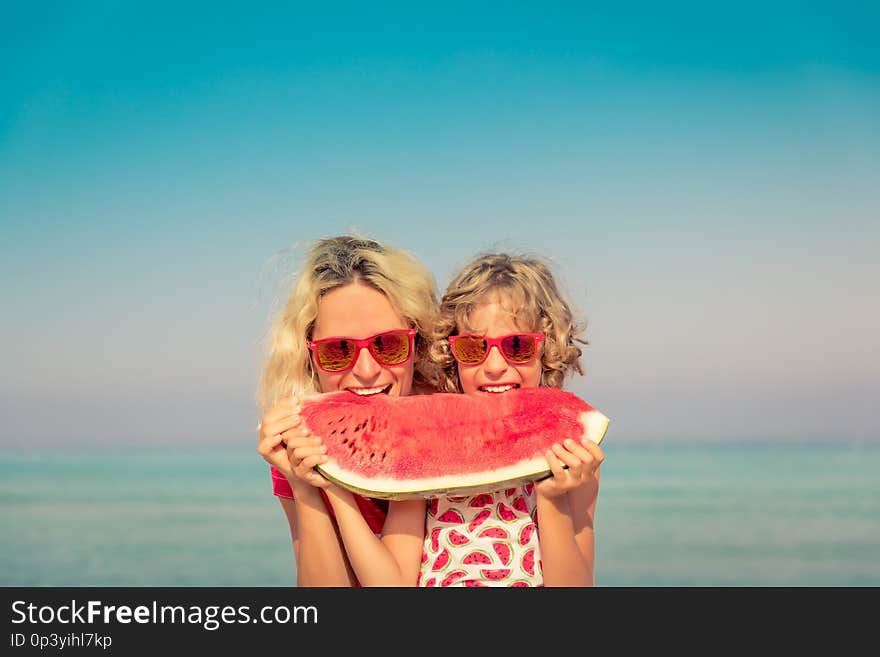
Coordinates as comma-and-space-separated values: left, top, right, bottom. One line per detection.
2, 443, 878, 587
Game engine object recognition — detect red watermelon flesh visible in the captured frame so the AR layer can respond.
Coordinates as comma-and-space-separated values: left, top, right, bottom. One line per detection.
301, 386, 609, 500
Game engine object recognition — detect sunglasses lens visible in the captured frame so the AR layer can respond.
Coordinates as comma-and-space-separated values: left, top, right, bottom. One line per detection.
316, 339, 356, 372
371, 331, 411, 365
452, 336, 487, 363
500, 334, 537, 363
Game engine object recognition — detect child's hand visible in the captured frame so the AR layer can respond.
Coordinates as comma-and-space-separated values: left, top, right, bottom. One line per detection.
535, 438, 604, 500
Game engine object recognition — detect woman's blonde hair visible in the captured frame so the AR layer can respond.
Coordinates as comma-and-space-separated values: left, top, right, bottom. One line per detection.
258, 235, 438, 411
429, 252, 587, 393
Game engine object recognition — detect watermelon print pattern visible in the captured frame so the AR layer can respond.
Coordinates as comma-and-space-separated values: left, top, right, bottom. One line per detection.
419, 486, 542, 587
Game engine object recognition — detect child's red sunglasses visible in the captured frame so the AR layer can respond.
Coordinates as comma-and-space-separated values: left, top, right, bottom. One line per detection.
447, 333, 545, 366
308, 329, 417, 373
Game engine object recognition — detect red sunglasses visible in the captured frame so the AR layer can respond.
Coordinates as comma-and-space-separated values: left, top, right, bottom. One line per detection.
308, 329, 417, 373
448, 333, 545, 366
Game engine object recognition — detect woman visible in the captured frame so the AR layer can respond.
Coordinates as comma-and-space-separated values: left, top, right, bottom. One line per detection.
256, 235, 438, 586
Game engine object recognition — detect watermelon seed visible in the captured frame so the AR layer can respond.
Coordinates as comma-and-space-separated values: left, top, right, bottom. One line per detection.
340, 428, 346, 434
381, 451, 387, 461
341, 438, 348, 445
370, 452, 375, 460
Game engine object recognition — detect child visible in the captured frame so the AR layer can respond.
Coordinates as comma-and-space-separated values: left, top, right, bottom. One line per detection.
418, 252, 604, 587
292, 251, 604, 586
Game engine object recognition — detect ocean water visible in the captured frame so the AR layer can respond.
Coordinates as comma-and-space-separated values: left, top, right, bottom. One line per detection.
1, 442, 878, 587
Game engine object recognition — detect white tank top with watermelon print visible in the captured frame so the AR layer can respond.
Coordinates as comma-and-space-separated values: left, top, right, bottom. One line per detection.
419, 483, 542, 587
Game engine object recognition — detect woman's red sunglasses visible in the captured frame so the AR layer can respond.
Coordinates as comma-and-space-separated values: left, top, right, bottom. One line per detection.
448, 333, 545, 366
308, 329, 417, 373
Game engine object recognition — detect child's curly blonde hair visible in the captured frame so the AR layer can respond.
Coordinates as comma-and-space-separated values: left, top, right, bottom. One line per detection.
428, 252, 588, 393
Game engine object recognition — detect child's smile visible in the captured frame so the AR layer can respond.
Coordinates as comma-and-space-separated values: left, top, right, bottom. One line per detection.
456, 295, 543, 396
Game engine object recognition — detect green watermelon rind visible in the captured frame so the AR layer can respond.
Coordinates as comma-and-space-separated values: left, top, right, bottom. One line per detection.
310, 391, 610, 501
317, 457, 552, 501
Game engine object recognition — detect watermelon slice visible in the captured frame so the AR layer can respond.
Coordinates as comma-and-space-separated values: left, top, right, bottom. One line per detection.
301, 386, 609, 500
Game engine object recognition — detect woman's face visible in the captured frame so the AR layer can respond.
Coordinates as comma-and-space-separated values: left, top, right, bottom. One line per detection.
311, 282, 415, 398
456, 296, 543, 396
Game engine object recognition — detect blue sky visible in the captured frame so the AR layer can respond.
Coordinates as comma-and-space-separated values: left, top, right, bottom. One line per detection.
1, 2, 877, 445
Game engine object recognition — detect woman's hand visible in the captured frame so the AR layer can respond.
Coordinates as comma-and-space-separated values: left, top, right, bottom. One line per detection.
535, 438, 604, 500
258, 395, 331, 490
286, 432, 331, 490
257, 395, 304, 479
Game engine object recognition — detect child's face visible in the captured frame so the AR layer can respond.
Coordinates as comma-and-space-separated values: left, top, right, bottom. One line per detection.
311, 282, 415, 398
456, 298, 543, 396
